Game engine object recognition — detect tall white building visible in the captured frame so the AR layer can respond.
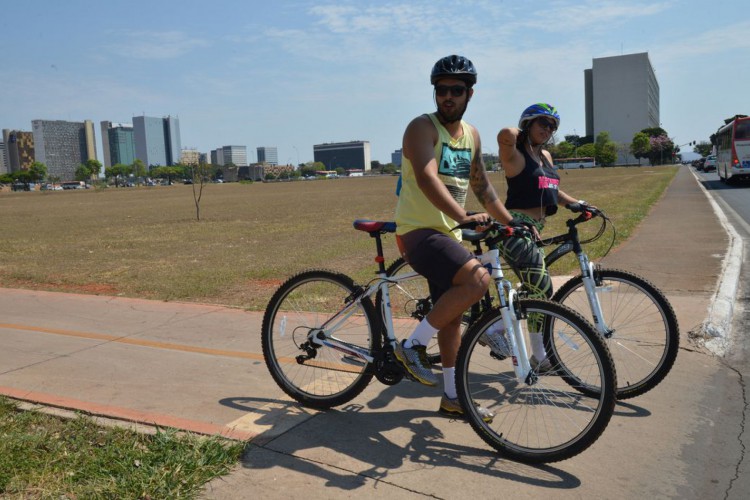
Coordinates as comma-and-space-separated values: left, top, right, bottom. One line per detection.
211, 145, 247, 166
257, 146, 278, 166
585, 52, 660, 162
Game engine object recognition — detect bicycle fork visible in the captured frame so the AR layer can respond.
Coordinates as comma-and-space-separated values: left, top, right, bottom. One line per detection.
577, 252, 614, 338
479, 249, 535, 384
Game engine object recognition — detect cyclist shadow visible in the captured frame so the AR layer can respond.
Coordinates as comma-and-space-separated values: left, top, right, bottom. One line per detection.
220, 389, 582, 492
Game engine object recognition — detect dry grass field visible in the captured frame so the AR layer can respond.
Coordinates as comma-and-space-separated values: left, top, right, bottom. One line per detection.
0, 166, 677, 310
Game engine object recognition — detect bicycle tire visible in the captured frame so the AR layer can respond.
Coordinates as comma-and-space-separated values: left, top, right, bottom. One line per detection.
262, 269, 379, 409
382, 257, 482, 365
381, 258, 440, 362
456, 300, 617, 464
552, 268, 679, 399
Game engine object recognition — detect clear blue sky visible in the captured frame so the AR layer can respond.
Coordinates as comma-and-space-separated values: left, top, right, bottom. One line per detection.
1, 0, 746, 164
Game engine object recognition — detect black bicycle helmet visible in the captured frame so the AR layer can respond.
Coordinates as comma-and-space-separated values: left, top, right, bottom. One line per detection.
430, 55, 477, 86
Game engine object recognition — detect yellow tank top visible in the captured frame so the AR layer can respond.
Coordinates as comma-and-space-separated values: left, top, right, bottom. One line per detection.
395, 113, 475, 240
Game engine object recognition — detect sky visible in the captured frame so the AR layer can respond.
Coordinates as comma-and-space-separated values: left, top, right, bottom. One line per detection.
1, 0, 747, 165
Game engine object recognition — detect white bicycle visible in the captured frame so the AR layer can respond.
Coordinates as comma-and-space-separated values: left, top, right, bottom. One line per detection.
262, 219, 617, 463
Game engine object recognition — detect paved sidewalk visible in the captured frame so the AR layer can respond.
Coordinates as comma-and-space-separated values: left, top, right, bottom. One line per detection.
0, 166, 740, 499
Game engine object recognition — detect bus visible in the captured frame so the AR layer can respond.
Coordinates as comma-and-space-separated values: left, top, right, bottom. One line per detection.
61, 180, 86, 189
716, 114, 750, 184
556, 157, 596, 169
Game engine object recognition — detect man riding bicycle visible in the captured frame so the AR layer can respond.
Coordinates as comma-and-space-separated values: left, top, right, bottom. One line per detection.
394, 55, 519, 420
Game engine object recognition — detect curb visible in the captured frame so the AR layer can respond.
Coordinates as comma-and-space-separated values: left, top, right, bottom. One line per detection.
690, 170, 744, 356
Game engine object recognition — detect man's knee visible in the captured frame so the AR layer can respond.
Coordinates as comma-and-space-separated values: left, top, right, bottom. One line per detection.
456, 261, 490, 300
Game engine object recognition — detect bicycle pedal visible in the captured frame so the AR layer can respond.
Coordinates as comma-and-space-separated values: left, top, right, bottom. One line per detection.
489, 351, 508, 361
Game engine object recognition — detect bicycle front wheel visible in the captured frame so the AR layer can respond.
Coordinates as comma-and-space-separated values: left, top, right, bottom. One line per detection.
552, 268, 679, 399
262, 269, 379, 409
456, 301, 617, 464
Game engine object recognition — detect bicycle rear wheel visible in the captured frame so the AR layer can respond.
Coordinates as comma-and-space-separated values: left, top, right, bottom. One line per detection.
262, 269, 379, 409
381, 258, 439, 361
552, 268, 679, 399
382, 257, 478, 365
456, 301, 617, 464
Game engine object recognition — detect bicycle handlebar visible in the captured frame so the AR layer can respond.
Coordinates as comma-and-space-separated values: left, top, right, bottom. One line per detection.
453, 219, 532, 242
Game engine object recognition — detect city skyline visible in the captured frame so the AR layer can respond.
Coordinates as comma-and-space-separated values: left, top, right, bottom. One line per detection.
1, 1, 746, 165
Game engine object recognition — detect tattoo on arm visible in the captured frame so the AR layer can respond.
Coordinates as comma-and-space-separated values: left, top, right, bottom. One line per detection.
470, 155, 498, 207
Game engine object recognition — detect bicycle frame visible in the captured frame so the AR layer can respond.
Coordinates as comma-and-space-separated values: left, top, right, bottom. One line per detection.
476, 248, 534, 381
311, 220, 537, 385
542, 213, 613, 338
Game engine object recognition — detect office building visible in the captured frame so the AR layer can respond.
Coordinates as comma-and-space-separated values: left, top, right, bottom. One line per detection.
313, 141, 371, 171
180, 148, 200, 166
133, 115, 181, 167
257, 146, 278, 166
391, 149, 402, 167
585, 52, 660, 162
0, 141, 6, 175
222, 145, 247, 166
31, 119, 96, 181
2, 129, 35, 172
100, 121, 136, 168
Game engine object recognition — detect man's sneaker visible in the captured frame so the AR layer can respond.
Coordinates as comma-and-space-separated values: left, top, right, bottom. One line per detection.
439, 394, 494, 423
530, 354, 554, 374
394, 340, 438, 386
478, 323, 510, 360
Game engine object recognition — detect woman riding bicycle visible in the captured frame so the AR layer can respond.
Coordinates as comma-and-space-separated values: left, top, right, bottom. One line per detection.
496, 103, 596, 371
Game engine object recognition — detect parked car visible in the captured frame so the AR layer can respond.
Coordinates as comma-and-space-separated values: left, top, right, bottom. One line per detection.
703, 155, 717, 172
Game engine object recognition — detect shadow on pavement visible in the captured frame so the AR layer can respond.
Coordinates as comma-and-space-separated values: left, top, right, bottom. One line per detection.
220, 394, 583, 493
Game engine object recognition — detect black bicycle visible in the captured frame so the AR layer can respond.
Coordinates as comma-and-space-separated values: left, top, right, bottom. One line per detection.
385, 204, 679, 399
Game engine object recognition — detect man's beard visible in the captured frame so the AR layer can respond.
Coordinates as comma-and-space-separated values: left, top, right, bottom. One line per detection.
436, 99, 469, 124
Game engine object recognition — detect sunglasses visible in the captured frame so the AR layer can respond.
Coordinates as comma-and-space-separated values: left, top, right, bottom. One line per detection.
435, 85, 468, 97
536, 119, 557, 132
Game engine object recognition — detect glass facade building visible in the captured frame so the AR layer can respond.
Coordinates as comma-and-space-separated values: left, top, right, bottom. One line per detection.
257, 146, 278, 166
100, 121, 136, 168
313, 141, 371, 171
133, 115, 181, 167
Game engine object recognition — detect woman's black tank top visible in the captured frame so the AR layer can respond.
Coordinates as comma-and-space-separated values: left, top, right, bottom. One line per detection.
505, 146, 560, 216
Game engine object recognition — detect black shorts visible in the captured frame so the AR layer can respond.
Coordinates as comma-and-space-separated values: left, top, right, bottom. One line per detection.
397, 228, 474, 302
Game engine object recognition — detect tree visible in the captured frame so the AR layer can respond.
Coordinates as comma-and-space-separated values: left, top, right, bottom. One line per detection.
75, 164, 92, 181
616, 142, 633, 165
131, 159, 147, 184
189, 162, 211, 220
105, 163, 131, 187
553, 141, 575, 159
85, 159, 102, 179
594, 132, 617, 166
577, 143, 596, 159
694, 141, 713, 157
13, 170, 33, 190
631, 132, 651, 166
29, 161, 47, 185
648, 135, 675, 165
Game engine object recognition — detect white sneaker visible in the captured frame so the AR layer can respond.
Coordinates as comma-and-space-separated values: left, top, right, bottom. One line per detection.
479, 323, 510, 360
